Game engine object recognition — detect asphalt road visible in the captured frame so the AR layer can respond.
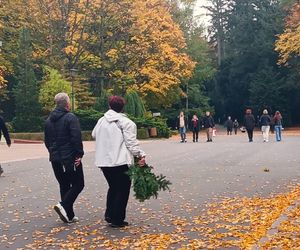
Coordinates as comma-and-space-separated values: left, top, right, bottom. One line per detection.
1, 133, 300, 249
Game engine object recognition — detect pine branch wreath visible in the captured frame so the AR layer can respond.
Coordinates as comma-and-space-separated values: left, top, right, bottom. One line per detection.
127, 164, 171, 202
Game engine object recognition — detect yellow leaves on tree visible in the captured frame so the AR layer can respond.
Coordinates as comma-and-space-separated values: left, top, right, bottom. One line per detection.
275, 3, 300, 66
121, 0, 195, 107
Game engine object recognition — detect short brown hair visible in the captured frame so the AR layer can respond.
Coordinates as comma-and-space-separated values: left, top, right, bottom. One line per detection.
109, 96, 125, 113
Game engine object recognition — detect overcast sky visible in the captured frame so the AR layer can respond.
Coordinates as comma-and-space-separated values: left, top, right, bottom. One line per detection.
194, 0, 211, 27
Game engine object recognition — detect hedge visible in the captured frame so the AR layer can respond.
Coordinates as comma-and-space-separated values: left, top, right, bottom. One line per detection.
75, 109, 171, 138
10, 129, 150, 141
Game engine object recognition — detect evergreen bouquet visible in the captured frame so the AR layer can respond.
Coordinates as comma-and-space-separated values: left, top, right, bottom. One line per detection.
127, 163, 171, 202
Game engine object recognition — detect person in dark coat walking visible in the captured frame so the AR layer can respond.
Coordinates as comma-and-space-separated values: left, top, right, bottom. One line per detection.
0, 116, 11, 176
44, 93, 84, 223
225, 116, 234, 135
233, 119, 239, 135
243, 109, 256, 142
202, 111, 215, 142
191, 114, 200, 142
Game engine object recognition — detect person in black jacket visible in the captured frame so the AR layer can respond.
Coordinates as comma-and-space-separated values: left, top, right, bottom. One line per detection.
202, 111, 215, 142
0, 116, 11, 176
243, 109, 256, 142
225, 116, 234, 135
44, 93, 84, 223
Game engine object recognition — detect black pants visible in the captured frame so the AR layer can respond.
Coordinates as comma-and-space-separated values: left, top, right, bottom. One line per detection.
52, 160, 84, 220
234, 128, 238, 134
192, 128, 199, 141
101, 165, 131, 225
246, 129, 254, 141
227, 128, 232, 135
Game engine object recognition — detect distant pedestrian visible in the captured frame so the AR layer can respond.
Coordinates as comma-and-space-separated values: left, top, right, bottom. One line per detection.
259, 109, 272, 142
92, 96, 146, 228
243, 109, 256, 142
225, 116, 233, 135
0, 116, 11, 176
273, 111, 283, 142
202, 111, 215, 142
191, 114, 200, 142
177, 111, 188, 143
233, 119, 239, 135
44, 93, 84, 223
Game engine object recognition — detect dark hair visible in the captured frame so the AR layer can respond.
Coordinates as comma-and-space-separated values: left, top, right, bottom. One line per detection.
109, 96, 125, 113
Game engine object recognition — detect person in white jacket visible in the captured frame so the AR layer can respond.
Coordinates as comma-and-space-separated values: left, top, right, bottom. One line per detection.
92, 95, 146, 228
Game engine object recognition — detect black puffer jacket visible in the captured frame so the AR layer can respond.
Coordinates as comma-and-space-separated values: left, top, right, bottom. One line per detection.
202, 116, 215, 128
244, 114, 256, 130
44, 107, 84, 162
0, 116, 11, 145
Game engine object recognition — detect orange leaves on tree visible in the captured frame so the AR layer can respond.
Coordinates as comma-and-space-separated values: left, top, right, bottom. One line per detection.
275, 3, 300, 66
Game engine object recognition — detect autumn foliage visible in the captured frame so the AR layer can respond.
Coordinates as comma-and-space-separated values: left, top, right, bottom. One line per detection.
0, 0, 195, 110
275, 3, 300, 66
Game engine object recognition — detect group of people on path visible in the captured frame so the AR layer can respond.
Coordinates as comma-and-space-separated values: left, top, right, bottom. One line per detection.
177, 111, 215, 143
177, 108, 283, 143
243, 109, 283, 143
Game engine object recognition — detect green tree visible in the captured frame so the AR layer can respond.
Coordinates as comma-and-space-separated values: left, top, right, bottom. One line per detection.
39, 67, 72, 113
209, 0, 286, 121
124, 90, 146, 118
13, 28, 42, 132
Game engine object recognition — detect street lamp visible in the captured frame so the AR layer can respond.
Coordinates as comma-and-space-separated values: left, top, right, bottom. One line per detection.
70, 68, 78, 112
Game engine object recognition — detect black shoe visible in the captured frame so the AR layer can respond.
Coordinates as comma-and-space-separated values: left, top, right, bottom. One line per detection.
109, 221, 129, 228
206, 140, 210, 142
193, 140, 195, 142
0, 165, 3, 176
105, 217, 112, 223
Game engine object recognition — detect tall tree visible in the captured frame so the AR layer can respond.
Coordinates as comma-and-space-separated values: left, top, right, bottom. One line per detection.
13, 28, 42, 132
209, 0, 286, 121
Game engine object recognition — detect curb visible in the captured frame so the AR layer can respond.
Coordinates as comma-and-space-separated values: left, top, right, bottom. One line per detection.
13, 139, 44, 144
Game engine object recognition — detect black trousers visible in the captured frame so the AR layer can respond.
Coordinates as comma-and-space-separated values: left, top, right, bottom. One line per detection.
192, 128, 199, 141
52, 160, 84, 220
101, 165, 131, 224
246, 129, 254, 141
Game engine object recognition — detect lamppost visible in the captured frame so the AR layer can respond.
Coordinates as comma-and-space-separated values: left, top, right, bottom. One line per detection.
70, 68, 77, 112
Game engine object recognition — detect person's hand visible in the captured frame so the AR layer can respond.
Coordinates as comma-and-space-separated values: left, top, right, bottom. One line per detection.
74, 157, 82, 167
138, 156, 146, 167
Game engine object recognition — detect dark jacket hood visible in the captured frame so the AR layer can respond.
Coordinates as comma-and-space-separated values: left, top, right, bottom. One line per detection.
49, 107, 69, 122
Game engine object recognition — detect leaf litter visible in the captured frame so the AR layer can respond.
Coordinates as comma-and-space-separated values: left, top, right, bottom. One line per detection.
15, 184, 300, 249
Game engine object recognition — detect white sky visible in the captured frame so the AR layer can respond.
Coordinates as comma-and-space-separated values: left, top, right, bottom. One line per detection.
194, 0, 211, 27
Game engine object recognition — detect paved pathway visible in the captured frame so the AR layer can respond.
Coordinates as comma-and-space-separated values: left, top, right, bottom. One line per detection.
0, 132, 300, 249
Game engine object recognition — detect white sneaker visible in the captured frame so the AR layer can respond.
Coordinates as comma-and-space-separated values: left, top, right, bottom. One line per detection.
69, 216, 79, 223
54, 203, 70, 223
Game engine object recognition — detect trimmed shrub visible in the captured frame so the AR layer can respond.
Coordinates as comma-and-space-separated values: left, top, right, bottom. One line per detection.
74, 109, 104, 130
124, 90, 146, 118
82, 131, 93, 141
75, 109, 170, 138
137, 128, 149, 139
